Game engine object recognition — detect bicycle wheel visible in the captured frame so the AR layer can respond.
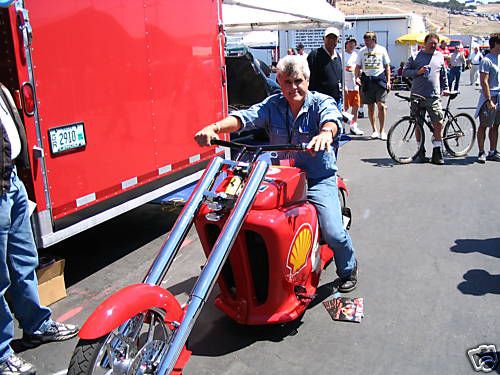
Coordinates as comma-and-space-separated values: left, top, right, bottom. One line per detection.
387, 117, 424, 164
443, 113, 476, 157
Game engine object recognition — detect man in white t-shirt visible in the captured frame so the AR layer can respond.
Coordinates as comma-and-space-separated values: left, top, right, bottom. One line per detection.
468, 46, 483, 85
343, 37, 363, 135
354, 31, 391, 140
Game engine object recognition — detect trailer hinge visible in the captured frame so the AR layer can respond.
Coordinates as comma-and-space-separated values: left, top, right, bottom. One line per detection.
15, 4, 32, 48
32, 146, 44, 159
221, 67, 226, 87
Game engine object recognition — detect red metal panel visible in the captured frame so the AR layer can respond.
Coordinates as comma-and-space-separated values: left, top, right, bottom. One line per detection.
144, 1, 224, 171
24, 0, 223, 219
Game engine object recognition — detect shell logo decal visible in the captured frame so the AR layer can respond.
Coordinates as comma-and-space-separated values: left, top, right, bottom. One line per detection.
287, 224, 313, 275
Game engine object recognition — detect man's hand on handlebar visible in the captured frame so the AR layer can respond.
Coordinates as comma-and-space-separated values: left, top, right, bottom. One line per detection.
194, 124, 219, 147
307, 131, 334, 153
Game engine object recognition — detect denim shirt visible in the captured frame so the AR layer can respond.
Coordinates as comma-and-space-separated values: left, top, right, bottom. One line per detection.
230, 91, 342, 180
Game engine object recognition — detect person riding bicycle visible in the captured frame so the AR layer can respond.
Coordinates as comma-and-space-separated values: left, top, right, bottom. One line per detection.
403, 32, 450, 164
194, 55, 358, 293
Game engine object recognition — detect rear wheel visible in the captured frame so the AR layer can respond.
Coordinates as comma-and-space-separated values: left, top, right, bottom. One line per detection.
68, 309, 172, 375
443, 113, 476, 157
387, 117, 423, 164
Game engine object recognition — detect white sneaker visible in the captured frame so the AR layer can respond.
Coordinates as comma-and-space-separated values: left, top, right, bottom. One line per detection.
371, 131, 380, 139
350, 122, 364, 136
380, 131, 387, 141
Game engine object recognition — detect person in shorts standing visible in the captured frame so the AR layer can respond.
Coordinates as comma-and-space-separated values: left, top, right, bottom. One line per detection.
354, 31, 391, 140
343, 37, 363, 135
475, 33, 500, 163
403, 33, 450, 165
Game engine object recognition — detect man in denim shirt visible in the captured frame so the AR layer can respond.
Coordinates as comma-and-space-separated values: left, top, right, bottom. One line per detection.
195, 55, 358, 292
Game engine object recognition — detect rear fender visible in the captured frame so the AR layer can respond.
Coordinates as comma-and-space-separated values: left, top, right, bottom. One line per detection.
337, 176, 349, 197
79, 284, 183, 340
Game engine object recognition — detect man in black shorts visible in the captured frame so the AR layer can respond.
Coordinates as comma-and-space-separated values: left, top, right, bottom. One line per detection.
354, 32, 391, 140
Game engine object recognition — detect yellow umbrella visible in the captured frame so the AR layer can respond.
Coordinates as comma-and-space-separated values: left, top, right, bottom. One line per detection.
395, 32, 450, 46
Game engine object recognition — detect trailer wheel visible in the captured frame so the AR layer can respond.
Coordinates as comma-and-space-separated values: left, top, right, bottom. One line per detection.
68, 309, 172, 375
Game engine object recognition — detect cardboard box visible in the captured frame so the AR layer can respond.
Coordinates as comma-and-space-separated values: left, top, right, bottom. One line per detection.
36, 258, 67, 306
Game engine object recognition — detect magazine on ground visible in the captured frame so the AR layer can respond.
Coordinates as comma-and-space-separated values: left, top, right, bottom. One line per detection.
323, 297, 364, 323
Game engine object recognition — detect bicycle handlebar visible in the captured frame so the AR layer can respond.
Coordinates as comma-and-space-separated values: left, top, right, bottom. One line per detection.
395, 90, 460, 103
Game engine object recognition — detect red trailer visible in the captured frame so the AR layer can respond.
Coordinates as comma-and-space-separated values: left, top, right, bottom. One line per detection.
0, 0, 227, 248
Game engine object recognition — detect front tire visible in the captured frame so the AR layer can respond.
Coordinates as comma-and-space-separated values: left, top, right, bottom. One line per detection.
443, 113, 476, 157
387, 117, 423, 164
68, 309, 172, 375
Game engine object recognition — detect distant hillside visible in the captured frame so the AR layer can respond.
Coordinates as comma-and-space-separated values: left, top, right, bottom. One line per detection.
337, 0, 499, 35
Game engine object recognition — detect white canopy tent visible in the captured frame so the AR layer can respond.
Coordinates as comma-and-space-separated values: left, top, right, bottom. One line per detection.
222, 0, 346, 33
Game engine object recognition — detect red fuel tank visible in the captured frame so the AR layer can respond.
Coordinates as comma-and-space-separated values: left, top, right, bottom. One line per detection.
195, 166, 331, 325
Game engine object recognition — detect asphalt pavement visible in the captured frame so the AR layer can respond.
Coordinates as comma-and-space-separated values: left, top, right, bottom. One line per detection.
14, 81, 500, 375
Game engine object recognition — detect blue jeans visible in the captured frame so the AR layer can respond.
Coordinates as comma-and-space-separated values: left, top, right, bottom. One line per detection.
0, 167, 51, 363
448, 66, 462, 91
307, 174, 356, 278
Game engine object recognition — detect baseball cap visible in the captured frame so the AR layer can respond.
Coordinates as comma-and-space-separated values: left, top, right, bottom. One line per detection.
324, 27, 340, 38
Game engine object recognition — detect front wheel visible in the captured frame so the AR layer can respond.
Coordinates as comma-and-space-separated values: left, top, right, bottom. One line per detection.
443, 113, 476, 157
68, 308, 172, 375
387, 117, 424, 164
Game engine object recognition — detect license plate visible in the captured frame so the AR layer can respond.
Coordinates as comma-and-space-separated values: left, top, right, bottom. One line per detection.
48, 122, 86, 155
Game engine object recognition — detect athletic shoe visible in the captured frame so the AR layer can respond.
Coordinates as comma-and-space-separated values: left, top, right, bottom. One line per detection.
371, 131, 380, 139
477, 151, 486, 164
431, 147, 445, 165
380, 131, 388, 141
486, 151, 500, 162
23, 320, 79, 345
350, 122, 364, 135
0, 354, 36, 375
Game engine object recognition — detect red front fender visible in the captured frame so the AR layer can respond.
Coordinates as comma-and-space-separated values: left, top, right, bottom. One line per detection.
79, 284, 183, 340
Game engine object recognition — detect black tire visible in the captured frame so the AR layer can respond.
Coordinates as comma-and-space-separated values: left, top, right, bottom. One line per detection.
443, 113, 476, 157
67, 337, 107, 375
387, 117, 424, 164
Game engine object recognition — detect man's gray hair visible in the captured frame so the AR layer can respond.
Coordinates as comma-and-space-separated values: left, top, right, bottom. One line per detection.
276, 55, 310, 80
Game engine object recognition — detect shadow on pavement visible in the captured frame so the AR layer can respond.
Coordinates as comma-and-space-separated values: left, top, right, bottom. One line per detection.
457, 269, 500, 296
360, 158, 395, 167
451, 238, 500, 259
43, 204, 179, 287
188, 300, 303, 357
442, 156, 477, 166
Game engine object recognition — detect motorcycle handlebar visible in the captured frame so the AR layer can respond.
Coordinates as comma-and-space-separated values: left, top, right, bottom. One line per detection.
212, 139, 307, 152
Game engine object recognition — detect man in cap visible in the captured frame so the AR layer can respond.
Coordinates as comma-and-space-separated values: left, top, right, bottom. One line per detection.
307, 27, 344, 112
296, 43, 308, 59
354, 31, 391, 140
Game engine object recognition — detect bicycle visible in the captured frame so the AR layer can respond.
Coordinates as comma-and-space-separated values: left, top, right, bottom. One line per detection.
386, 91, 476, 164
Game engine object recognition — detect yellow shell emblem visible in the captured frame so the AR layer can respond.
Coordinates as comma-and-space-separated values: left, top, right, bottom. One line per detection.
288, 225, 313, 275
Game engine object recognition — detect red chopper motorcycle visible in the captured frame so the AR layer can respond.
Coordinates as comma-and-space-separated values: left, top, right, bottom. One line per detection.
68, 139, 351, 375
